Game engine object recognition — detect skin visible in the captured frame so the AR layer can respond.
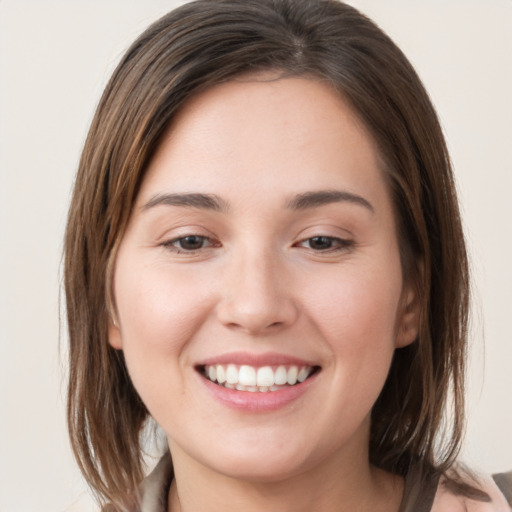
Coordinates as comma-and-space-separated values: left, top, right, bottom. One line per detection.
109, 75, 423, 511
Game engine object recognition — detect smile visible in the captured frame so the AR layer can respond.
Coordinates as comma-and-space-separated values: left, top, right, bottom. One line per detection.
202, 364, 317, 392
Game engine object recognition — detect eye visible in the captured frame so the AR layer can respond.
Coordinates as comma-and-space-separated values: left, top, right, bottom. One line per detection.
162, 235, 217, 253
296, 236, 353, 252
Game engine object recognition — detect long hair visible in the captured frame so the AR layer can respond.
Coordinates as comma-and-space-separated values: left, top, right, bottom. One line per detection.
64, 0, 471, 507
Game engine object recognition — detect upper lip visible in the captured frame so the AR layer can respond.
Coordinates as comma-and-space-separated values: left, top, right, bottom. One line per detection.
196, 351, 319, 368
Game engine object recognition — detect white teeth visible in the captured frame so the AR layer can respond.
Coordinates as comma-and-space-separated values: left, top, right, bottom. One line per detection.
287, 366, 298, 385
274, 366, 288, 385
216, 365, 226, 384
239, 365, 256, 386
226, 364, 238, 384
256, 366, 274, 387
297, 367, 310, 383
203, 363, 316, 391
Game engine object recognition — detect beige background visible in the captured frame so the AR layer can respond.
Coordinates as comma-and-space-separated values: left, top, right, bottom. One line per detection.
0, 1, 511, 510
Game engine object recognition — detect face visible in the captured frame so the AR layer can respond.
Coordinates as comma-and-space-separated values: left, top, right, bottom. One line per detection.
109, 76, 419, 482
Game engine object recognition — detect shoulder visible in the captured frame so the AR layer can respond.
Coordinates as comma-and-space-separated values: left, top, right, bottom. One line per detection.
431, 472, 511, 512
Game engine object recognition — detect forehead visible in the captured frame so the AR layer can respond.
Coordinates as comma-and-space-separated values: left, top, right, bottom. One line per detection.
137, 75, 387, 211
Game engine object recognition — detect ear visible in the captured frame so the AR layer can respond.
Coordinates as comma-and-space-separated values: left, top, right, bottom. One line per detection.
395, 281, 421, 348
108, 316, 123, 349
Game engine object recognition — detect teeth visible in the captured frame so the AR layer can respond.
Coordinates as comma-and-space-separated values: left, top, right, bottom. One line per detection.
226, 364, 238, 384
216, 365, 226, 384
287, 366, 298, 385
256, 366, 274, 387
203, 363, 315, 392
274, 366, 288, 385
297, 367, 310, 383
239, 365, 256, 386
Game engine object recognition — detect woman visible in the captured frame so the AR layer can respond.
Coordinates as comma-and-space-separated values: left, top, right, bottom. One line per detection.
64, 1, 511, 510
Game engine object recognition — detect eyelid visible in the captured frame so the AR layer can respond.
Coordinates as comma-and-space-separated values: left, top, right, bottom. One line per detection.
292, 222, 355, 246
160, 233, 221, 254
155, 223, 217, 244
294, 235, 354, 252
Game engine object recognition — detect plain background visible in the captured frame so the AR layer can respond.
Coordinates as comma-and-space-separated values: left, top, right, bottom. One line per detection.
0, 1, 511, 510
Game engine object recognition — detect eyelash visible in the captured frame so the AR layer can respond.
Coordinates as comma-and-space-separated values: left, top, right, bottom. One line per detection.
161, 235, 219, 253
161, 234, 353, 254
294, 236, 354, 253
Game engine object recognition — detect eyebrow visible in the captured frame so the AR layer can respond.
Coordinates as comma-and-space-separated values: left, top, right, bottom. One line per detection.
142, 193, 229, 212
286, 190, 374, 213
142, 189, 374, 214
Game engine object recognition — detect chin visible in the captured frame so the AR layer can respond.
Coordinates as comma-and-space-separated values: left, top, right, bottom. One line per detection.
202, 432, 323, 483
211, 454, 312, 484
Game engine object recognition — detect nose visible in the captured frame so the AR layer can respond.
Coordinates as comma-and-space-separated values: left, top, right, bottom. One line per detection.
216, 249, 299, 336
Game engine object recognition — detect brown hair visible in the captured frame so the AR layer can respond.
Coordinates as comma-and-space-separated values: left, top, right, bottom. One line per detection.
65, 0, 474, 507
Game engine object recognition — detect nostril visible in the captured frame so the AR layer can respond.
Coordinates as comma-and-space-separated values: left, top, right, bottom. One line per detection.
216, 299, 299, 335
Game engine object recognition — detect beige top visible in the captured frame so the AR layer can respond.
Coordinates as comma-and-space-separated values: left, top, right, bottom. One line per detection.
112, 454, 512, 512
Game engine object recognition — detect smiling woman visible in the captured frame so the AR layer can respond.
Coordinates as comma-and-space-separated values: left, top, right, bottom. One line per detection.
63, 1, 511, 512
109, 78, 412, 496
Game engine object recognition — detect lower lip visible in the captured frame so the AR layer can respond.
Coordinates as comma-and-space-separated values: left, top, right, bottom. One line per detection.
199, 372, 319, 412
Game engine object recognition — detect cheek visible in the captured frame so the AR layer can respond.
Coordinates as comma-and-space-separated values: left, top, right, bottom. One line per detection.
304, 263, 403, 349
112, 258, 217, 413
112, 260, 221, 427
300, 258, 403, 405
115, 261, 213, 353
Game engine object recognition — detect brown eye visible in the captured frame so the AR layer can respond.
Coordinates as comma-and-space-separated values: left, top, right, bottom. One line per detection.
163, 235, 217, 253
307, 236, 335, 250
177, 235, 208, 250
296, 236, 353, 252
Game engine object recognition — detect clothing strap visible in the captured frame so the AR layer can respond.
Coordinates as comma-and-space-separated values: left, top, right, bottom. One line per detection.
493, 471, 512, 507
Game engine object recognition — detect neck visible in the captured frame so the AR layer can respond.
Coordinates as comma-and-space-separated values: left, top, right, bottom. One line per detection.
167, 440, 403, 512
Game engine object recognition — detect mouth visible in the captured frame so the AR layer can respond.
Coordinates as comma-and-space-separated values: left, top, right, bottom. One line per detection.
197, 363, 321, 392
